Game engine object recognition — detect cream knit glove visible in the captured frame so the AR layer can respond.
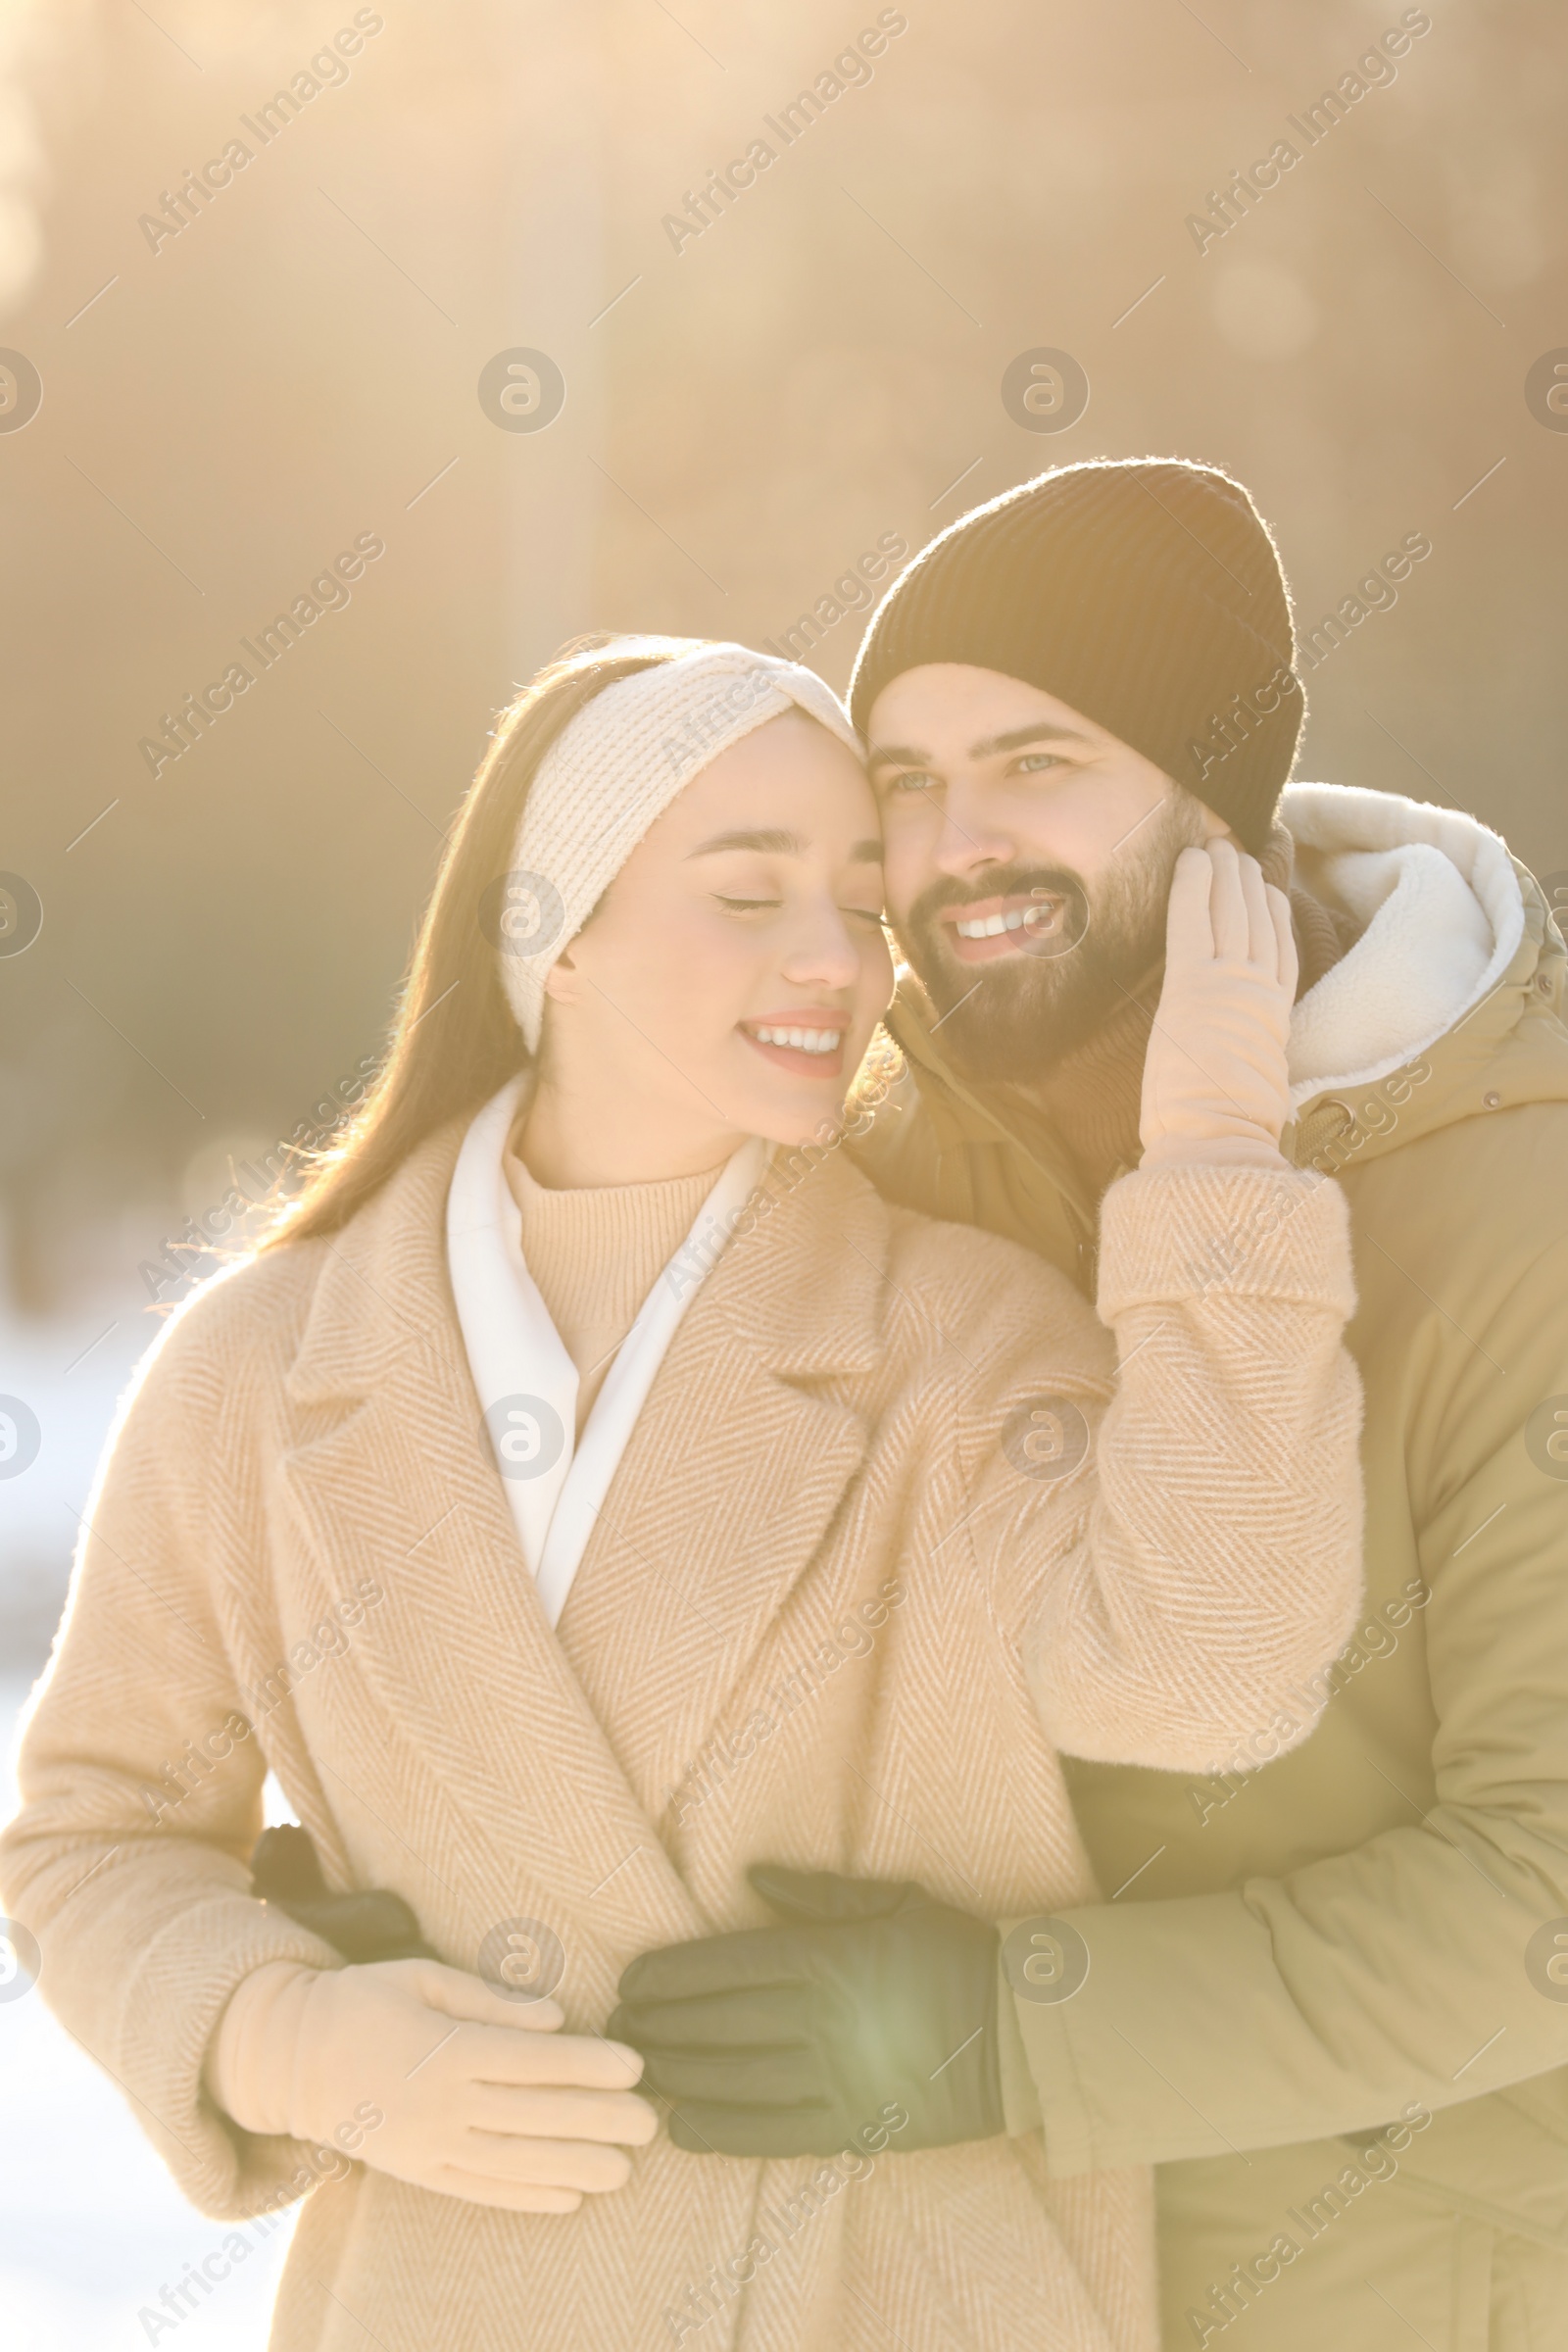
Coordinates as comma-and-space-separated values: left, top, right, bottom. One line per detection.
206, 1957, 657, 2213
1139, 839, 1298, 1170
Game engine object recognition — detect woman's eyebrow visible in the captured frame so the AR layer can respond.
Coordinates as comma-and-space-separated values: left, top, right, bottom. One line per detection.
686, 827, 803, 858
685, 829, 883, 861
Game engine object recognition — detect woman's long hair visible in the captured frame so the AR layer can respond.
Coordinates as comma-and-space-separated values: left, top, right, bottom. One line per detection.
267, 633, 685, 1248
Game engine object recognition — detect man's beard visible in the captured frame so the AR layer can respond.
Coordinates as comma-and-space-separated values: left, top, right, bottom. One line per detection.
897, 794, 1209, 1084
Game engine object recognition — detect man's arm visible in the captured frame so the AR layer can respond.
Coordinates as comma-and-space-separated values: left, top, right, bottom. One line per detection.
1003, 1233, 1568, 2172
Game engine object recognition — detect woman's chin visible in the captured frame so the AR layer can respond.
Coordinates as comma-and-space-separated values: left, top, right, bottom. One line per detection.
740, 1087, 854, 1155
714, 1037, 859, 1153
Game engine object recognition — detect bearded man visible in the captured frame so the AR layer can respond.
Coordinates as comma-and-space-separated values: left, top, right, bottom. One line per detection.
619, 460, 1568, 2351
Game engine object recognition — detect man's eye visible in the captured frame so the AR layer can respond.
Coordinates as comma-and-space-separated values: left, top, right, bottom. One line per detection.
1013, 752, 1065, 774
882, 770, 939, 798
715, 895, 779, 914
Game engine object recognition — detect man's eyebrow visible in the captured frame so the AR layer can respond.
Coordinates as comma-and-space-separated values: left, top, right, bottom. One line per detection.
969, 722, 1092, 758
866, 721, 1091, 770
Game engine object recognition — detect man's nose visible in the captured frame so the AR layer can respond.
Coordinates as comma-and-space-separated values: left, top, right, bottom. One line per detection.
932, 784, 1014, 880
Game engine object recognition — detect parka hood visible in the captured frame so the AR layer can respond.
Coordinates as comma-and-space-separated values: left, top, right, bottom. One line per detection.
1285, 783, 1526, 1107
1280, 783, 1568, 1170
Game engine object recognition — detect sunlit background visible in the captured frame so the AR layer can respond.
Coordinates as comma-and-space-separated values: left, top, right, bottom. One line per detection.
2, 0, 1566, 2341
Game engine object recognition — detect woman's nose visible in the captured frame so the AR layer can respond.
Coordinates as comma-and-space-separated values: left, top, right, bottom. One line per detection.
781, 903, 861, 990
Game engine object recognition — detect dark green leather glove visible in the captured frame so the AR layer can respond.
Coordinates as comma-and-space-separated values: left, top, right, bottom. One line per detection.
250, 1824, 437, 1964
610, 1864, 1004, 2157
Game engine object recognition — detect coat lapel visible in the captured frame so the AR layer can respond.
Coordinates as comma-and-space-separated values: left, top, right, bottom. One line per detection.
274, 1126, 702, 1958
554, 1148, 887, 1825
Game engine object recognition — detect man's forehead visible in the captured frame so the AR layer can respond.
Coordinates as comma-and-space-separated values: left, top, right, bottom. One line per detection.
864, 663, 1103, 763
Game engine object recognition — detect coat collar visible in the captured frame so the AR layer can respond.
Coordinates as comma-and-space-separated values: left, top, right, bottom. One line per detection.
284, 1118, 892, 1407
282, 1130, 465, 1408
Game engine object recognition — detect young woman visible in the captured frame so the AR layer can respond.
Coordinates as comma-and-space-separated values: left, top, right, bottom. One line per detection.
0, 636, 1362, 2352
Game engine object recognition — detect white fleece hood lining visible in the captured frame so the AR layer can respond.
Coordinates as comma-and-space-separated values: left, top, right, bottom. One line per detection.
1281, 783, 1525, 1113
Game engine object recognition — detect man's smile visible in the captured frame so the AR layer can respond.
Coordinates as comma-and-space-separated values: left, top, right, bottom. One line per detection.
938, 888, 1072, 961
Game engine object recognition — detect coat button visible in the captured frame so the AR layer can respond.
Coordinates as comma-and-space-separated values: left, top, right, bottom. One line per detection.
1484, 1091, 1501, 1108
1539, 974, 1553, 995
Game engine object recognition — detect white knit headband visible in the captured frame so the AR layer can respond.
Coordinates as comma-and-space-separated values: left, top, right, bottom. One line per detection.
492, 639, 863, 1049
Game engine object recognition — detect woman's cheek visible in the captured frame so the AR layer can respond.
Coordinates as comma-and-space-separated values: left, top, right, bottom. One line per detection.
653, 901, 763, 1065
855, 925, 896, 1044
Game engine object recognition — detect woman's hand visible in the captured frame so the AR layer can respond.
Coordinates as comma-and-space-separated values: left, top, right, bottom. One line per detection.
1139, 839, 1298, 1169
209, 1956, 658, 2213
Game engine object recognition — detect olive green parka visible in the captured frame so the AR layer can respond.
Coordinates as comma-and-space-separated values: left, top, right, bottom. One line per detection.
851, 783, 1568, 2349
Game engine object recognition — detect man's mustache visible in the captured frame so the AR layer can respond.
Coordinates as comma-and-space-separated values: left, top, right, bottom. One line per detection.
904, 866, 1092, 961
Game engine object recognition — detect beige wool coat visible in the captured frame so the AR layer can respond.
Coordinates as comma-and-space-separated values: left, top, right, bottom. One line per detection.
0, 1122, 1362, 2352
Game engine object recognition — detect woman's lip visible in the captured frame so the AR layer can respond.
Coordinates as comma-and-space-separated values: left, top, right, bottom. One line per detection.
744, 1010, 848, 1031
738, 1019, 847, 1078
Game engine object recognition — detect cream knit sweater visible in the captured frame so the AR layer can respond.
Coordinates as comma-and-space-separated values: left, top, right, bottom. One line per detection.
501, 1142, 721, 1432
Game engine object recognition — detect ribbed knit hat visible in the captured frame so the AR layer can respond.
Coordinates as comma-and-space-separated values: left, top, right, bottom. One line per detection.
848, 458, 1304, 854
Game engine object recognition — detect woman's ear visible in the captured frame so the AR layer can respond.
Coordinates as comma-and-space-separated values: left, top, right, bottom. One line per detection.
542, 948, 579, 1009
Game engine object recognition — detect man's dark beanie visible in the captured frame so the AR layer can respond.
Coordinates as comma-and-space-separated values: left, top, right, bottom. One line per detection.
848, 457, 1304, 856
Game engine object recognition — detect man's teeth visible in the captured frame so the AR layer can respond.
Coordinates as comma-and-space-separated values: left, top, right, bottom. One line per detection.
955, 906, 1037, 939
753, 1026, 840, 1054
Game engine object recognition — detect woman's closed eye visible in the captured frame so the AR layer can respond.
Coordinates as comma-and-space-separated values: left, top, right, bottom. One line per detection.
715, 894, 886, 928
